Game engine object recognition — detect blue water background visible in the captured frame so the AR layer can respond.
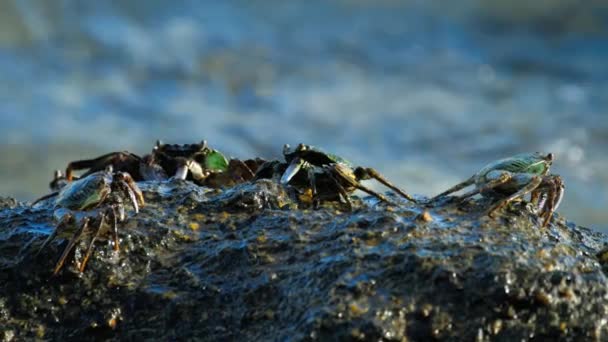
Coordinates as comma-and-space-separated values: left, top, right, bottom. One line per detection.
0, 1, 606, 230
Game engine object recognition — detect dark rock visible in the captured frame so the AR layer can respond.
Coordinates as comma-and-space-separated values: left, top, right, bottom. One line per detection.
0, 180, 607, 341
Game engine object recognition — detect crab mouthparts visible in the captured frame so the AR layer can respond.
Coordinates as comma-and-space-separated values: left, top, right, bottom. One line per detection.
281, 158, 305, 185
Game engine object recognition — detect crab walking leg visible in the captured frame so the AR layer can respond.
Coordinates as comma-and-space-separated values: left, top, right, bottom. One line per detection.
229, 159, 256, 181
486, 175, 542, 217
530, 189, 543, 208
79, 214, 106, 272
306, 163, 318, 198
430, 176, 476, 201
326, 172, 353, 210
540, 187, 557, 228
53, 217, 91, 275
353, 182, 396, 206
117, 179, 142, 213
110, 204, 120, 251
121, 173, 145, 207
66, 151, 141, 182
457, 171, 512, 200
36, 213, 75, 256
335, 182, 353, 211
359, 168, 417, 203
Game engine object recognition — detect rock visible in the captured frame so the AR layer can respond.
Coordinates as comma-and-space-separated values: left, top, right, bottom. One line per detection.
0, 180, 607, 340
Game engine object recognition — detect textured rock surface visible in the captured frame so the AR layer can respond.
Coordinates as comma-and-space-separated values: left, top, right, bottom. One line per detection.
1, 180, 607, 341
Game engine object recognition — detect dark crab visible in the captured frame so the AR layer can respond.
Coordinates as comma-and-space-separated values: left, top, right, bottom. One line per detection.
55, 140, 212, 186
49, 144, 173, 191
50, 140, 261, 191
430, 152, 564, 227
33, 166, 144, 275
153, 140, 263, 187
256, 144, 417, 208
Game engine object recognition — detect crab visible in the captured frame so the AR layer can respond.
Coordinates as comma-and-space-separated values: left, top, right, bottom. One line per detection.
429, 152, 564, 227
50, 140, 261, 191
49, 149, 167, 192
153, 140, 263, 187
33, 166, 144, 275
256, 144, 417, 208
55, 140, 212, 186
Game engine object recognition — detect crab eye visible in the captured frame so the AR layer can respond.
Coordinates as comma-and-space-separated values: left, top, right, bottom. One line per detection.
546, 153, 554, 162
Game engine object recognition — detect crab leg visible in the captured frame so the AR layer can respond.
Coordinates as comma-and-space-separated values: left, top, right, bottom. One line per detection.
117, 181, 139, 213
530, 189, 544, 207
228, 159, 256, 181
486, 176, 542, 217
457, 172, 511, 200
66, 151, 141, 182
540, 189, 556, 228
53, 217, 91, 275
430, 176, 476, 202
359, 167, 417, 203
353, 182, 396, 206
109, 205, 120, 251
306, 163, 318, 198
334, 181, 353, 211
36, 213, 74, 256
116, 173, 144, 211
79, 213, 106, 272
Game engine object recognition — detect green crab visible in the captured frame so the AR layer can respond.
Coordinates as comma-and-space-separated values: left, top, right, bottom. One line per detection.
257, 144, 417, 208
430, 152, 564, 227
33, 166, 144, 275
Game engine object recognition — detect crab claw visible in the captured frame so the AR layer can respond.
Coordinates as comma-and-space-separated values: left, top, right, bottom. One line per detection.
172, 158, 204, 181
115, 172, 144, 213
281, 157, 306, 185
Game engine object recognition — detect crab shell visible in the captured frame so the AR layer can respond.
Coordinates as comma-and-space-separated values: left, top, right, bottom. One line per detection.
56, 169, 144, 213
475, 152, 553, 196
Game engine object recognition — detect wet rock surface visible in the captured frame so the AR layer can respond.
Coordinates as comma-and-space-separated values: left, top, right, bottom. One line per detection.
1, 180, 608, 341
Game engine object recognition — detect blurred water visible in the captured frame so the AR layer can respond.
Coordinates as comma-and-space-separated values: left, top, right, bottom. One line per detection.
0, 0, 606, 230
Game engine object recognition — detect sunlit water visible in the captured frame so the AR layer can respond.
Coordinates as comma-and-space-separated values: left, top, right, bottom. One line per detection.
0, 1, 606, 231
